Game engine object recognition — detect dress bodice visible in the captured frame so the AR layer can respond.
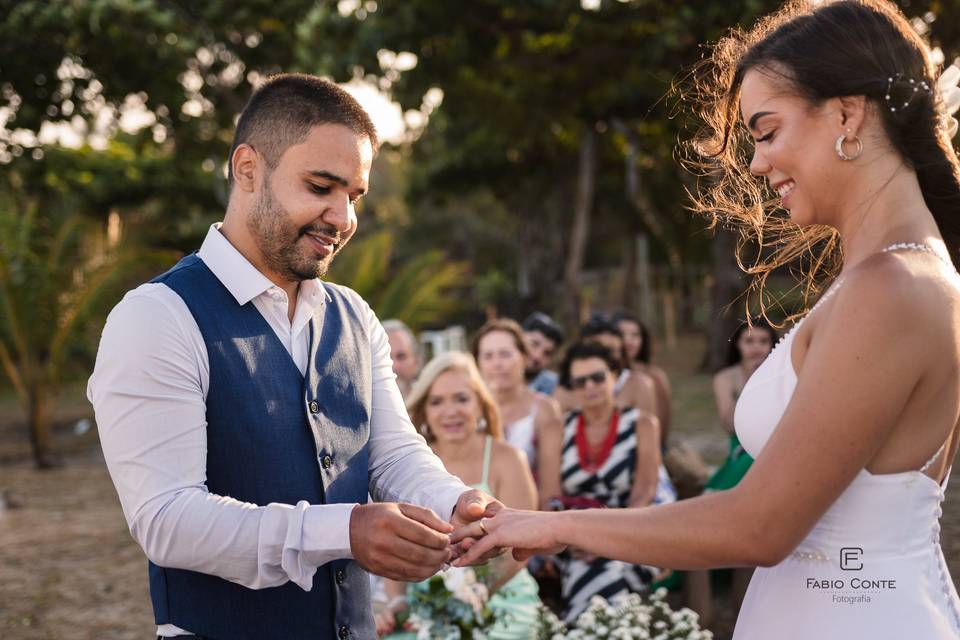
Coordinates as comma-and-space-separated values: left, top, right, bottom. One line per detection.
736, 321, 949, 557
730, 243, 960, 639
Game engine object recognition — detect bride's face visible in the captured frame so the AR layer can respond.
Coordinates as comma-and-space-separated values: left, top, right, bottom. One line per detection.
739, 67, 850, 227
425, 369, 483, 445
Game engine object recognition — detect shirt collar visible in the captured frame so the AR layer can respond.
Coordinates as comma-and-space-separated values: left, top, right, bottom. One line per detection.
197, 223, 332, 307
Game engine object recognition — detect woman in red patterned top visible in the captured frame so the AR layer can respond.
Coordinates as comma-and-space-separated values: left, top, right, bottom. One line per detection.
537, 341, 676, 621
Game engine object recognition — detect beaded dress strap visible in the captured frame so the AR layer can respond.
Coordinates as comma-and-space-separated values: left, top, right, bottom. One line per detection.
920, 441, 948, 474
880, 241, 953, 267
882, 243, 956, 478
808, 242, 949, 320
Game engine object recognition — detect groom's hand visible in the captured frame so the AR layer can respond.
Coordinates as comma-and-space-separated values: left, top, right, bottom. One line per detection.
449, 489, 506, 564
451, 488, 503, 528
349, 503, 453, 581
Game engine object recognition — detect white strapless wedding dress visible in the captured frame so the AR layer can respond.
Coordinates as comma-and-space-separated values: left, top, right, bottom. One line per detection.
732, 267, 960, 638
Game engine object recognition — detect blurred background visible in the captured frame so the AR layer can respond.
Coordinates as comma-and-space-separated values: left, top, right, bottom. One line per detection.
1, 1, 959, 638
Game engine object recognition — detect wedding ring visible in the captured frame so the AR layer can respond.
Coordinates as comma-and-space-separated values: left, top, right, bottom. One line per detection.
478, 518, 488, 535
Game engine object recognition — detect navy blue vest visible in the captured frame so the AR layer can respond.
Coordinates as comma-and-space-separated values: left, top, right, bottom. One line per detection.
147, 254, 374, 639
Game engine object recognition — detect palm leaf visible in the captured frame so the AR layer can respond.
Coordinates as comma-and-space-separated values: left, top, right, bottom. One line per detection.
47, 247, 179, 375
375, 250, 470, 327
328, 231, 393, 299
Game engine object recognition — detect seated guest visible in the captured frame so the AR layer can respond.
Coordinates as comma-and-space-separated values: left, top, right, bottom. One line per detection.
554, 316, 658, 422
539, 341, 676, 622
522, 311, 565, 396
376, 352, 541, 639
612, 311, 673, 446
473, 318, 562, 475
383, 319, 421, 399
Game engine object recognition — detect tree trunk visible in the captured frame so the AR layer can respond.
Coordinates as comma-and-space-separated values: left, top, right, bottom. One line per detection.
27, 383, 58, 469
612, 119, 683, 273
704, 227, 745, 371
561, 126, 598, 328
622, 235, 638, 312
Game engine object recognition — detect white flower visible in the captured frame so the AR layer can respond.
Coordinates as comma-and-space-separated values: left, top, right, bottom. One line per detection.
442, 566, 489, 614
937, 64, 960, 139
441, 566, 475, 593
414, 618, 432, 640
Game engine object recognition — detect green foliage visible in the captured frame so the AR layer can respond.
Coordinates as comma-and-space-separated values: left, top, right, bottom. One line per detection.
326, 230, 470, 330
302, 0, 790, 315
0, 202, 176, 466
399, 566, 496, 640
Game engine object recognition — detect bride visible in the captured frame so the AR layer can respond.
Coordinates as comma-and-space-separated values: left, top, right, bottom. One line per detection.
454, 1, 960, 637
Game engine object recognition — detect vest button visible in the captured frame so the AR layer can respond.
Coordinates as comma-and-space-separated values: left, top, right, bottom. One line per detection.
322, 455, 333, 469
336, 568, 346, 584
309, 400, 320, 414
338, 625, 350, 639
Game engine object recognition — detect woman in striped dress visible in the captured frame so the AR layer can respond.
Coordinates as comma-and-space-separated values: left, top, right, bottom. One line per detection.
539, 341, 676, 622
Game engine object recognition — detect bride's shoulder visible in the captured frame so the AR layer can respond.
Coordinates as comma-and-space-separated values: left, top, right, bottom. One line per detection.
829, 253, 957, 334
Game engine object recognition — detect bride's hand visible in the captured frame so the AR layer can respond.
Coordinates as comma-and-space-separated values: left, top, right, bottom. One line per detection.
449, 508, 567, 566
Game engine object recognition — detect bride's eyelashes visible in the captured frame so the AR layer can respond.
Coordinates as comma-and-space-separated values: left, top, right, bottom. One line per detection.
755, 130, 776, 143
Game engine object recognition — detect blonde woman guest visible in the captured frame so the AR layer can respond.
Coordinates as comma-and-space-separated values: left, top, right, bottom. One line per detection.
376, 352, 540, 639
454, 2, 960, 637
473, 318, 563, 476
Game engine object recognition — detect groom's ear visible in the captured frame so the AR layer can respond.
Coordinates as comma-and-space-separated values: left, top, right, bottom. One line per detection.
231, 143, 260, 194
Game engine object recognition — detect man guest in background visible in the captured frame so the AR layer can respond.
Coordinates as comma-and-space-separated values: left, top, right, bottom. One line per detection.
522, 311, 564, 396
383, 319, 421, 399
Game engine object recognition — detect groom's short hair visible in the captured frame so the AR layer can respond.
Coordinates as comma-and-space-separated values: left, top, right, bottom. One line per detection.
227, 73, 379, 185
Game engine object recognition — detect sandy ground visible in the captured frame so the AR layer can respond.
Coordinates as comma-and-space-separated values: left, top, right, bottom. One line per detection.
0, 450, 152, 639
2, 339, 960, 639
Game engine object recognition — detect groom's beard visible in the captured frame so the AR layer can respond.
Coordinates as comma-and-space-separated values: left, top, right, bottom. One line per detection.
248, 183, 350, 281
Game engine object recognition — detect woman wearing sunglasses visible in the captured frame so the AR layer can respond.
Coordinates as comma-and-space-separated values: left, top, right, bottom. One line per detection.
537, 341, 676, 622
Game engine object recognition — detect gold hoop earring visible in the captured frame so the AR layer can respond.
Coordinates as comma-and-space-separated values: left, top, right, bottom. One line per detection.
835, 135, 863, 161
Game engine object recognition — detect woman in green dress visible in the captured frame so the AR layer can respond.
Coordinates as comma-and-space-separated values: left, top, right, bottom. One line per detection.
376, 351, 541, 639
687, 319, 778, 626
707, 319, 779, 491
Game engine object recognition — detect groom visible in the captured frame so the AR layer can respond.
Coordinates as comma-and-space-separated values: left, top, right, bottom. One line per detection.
88, 73, 497, 639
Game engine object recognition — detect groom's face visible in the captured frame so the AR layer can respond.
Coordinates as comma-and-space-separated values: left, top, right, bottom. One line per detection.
247, 123, 373, 281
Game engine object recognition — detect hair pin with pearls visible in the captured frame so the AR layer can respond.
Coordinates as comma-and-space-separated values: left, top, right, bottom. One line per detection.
883, 65, 960, 140
884, 74, 931, 113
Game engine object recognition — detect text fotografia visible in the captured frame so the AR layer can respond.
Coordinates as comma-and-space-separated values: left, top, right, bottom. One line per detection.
833, 594, 872, 604
806, 578, 897, 605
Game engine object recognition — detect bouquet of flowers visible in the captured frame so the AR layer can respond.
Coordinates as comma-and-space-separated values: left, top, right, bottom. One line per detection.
399, 565, 497, 640
537, 588, 713, 640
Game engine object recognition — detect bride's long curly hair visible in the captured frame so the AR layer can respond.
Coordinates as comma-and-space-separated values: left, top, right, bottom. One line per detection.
687, 0, 960, 323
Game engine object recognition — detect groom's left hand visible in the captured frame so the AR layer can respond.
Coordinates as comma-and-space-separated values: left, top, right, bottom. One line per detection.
449, 489, 505, 564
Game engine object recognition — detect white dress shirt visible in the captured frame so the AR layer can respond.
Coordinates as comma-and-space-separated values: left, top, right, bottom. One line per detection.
88, 224, 469, 637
